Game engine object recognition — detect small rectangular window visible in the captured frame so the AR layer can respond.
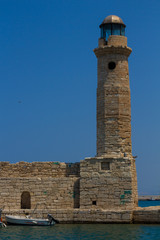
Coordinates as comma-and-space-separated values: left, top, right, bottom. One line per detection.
92, 201, 97, 205
101, 162, 110, 170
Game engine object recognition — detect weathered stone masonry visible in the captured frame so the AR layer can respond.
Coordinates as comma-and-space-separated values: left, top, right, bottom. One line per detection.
0, 162, 80, 210
80, 157, 137, 210
79, 16, 138, 211
0, 15, 143, 223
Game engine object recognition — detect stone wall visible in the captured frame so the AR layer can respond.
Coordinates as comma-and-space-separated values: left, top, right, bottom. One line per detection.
0, 177, 80, 210
133, 207, 160, 223
0, 162, 80, 210
80, 157, 138, 210
0, 161, 80, 177
131, 158, 138, 207
107, 35, 127, 47
98, 36, 127, 48
0, 159, 138, 212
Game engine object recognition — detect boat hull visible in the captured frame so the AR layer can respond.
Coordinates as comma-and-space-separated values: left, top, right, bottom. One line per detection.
6, 215, 55, 226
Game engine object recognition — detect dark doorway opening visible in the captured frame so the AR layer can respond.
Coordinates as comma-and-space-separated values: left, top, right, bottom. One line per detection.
21, 191, 31, 209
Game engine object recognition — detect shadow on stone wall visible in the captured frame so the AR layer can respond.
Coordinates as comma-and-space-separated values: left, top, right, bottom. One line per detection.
74, 179, 80, 208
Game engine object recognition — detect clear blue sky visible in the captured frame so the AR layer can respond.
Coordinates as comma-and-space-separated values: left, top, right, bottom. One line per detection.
0, 0, 160, 195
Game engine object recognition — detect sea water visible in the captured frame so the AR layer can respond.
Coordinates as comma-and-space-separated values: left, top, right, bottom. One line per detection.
1, 201, 160, 240
2, 224, 160, 240
138, 200, 160, 208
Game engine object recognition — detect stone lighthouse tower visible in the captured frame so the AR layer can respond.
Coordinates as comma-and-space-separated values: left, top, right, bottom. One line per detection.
80, 15, 138, 210
96, 15, 132, 157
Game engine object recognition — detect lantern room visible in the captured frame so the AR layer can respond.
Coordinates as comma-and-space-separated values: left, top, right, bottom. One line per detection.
100, 15, 126, 41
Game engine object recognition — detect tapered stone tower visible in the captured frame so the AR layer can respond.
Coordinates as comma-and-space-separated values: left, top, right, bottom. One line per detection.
80, 15, 138, 210
95, 15, 132, 157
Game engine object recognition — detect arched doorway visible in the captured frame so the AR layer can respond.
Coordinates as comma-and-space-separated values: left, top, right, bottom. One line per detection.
21, 191, 31, 209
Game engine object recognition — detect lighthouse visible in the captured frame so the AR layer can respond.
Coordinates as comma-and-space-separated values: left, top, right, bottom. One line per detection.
80, 15, 138, 210
95, 15, 132, 157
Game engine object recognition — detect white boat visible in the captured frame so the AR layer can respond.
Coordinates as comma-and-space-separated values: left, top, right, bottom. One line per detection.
5, 214, 57, 226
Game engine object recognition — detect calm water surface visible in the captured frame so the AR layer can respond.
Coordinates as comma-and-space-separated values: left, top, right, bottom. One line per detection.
1, 224, 160, 240
138, 200, 160, 208
1, 201, 160, 240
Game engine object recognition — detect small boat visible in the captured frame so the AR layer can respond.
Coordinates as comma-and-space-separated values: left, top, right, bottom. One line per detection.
5, 214, 58, 226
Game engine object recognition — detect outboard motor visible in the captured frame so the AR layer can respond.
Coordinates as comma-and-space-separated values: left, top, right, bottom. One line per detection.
0, 209, 3, 224
47, 214, 59, 225
0, 208, 7, 227
0, 209, 2, 220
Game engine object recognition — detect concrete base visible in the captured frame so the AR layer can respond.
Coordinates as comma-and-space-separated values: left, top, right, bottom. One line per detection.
2, 209, 132, 223
133, 206, 160, 223
2, 207, 160, 224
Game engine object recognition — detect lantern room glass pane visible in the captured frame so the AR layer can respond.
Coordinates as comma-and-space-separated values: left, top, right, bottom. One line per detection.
101, 27, 104, 38
101, 26, 107, 38
105, 24, 111, 40
112, 24, 121, 35
100, 24, 111, 40
121, 26, 125, 36
100, 23, 125, 39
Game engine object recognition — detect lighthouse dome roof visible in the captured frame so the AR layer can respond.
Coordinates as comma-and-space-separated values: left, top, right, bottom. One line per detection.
100, 15, 126, 27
